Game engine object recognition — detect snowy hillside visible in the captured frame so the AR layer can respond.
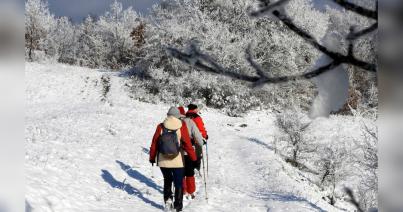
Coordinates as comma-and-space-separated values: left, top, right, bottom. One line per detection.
26, 62, 364, 212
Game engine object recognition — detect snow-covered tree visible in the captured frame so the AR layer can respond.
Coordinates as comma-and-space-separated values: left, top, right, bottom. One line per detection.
97, 1, 143, 69
76, 16, 106, 68
25, 0, 55, 61
46, 17, 77, 64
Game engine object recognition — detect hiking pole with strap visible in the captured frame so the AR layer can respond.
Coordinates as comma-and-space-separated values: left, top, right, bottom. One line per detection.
201, 149, 208, 201
206, 142, 209, 177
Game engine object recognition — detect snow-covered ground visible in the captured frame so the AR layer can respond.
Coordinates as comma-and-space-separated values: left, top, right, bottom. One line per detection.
26, 62, 361, 212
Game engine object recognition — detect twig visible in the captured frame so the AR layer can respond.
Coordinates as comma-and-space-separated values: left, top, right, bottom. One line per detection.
344, 187, 364, 212
347, 23, 378, 40
245, 43, 270, 79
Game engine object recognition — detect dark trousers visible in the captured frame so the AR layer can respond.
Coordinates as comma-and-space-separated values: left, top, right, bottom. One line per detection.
160, 167, 184, 210
184, 155, 196, 177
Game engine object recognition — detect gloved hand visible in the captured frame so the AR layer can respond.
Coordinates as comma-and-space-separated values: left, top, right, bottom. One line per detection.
203, 139, 207, 145
149, 159, 155, 164
194, 158, 201, 171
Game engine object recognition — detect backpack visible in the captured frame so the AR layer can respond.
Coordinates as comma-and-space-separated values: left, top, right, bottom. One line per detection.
158, 124, 180, 158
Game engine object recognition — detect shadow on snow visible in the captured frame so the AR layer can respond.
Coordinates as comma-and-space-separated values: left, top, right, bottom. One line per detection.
265, 193, 327, 212
115, 160, 163, 194
101, 169, 164, 210
247, 137, 274, 151
141, 147, 150, 154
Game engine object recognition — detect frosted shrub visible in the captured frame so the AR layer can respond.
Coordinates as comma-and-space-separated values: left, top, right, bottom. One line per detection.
275, 109, 311, 167
126, 68, 263, 116
315, 144, 348, 205
354, 124, 378, 211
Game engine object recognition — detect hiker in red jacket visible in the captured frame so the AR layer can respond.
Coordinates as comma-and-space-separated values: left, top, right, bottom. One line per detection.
178, 106, 204, 199
186, 104, 208, 140
186, 103, 209, 175
149, 107, 197, 212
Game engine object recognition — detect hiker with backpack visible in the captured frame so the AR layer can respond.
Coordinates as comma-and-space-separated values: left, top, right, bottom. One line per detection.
149, 107, 197, 212
177, 106, 204, 199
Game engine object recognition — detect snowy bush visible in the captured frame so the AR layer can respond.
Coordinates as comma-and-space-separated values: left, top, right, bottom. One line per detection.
273, 108, 377, 209
125, 68, 264, 116
315, 143, 349, 205
275, 109, 312, 167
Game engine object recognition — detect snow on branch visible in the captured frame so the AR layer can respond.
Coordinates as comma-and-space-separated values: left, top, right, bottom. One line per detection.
167, 0, 377, 89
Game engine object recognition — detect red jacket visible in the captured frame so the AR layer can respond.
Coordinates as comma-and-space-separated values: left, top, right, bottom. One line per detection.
178, 106, 186, 116
186, 110, 208, 139
149, 121, 197, 162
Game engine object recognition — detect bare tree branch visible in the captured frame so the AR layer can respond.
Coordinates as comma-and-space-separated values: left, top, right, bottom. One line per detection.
167, 0, 377, 87
167, 43, 342, 87
166, 46, 260, 82
362, 123, 378, 140
245, 43, 270, 79
332, 0, 378, 20
347, 22, 378, 40
271, 10, 377, 72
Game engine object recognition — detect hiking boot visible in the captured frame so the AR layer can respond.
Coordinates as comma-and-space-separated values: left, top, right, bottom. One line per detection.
164, 198, 173, 211
184, 192, 190, 200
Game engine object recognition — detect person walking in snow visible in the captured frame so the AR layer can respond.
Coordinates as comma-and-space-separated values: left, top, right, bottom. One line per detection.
149, 107, 197, 212
186, 104, 208, 170
186, 104, 208, 141
178, 106, 204, 199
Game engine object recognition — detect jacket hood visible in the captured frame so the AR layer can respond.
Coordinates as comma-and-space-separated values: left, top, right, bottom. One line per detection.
163, 116, 182, 130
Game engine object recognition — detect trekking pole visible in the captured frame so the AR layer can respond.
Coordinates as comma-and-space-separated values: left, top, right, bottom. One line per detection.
206, 142, 209, 177
201, 150, 208, 202
151, 163, 155, 179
